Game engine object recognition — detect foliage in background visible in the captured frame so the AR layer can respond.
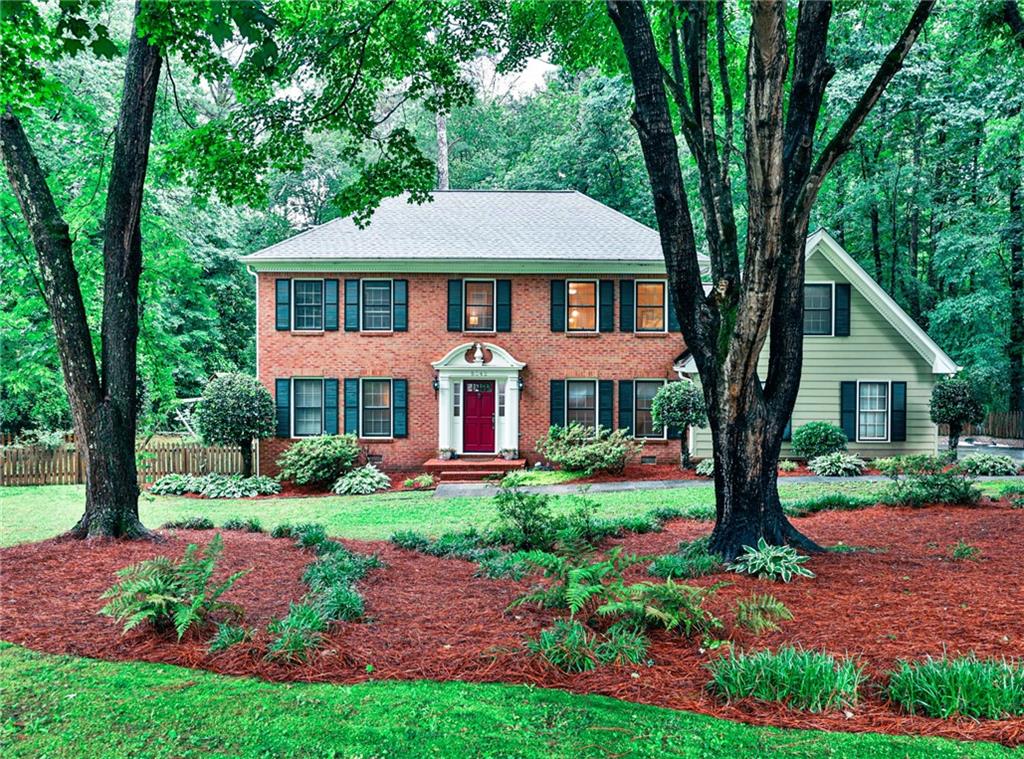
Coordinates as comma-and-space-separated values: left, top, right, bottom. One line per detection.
790, 423, 848, 461
536, 424, 643, 476
880, 456, 982, 507
149, 473, 280, 499
650, 380, 707, 467
193, 374, 275, 476
957, 454, 1021, 476
929, 377, 986, 452
276, 434, 361, 486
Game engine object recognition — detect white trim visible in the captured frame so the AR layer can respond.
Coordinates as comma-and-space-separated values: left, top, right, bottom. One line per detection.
806, 229, 959, 374
566, 279, 599, 333
359, 278, 395, 333
359, 377, 395, 440
291, 278, 326, 332
248, 265, 261, 477
564, 378, 600, 432
634, 378, 668, 439
463, 278, 497, 333
245, 257, 672, 275
855, 379, 891, 443
290, 377, 325, 439
802, 281, 835, 337
634, 280, 668, 334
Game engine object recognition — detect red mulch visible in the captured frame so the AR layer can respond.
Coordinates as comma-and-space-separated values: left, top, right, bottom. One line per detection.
2, 505, 1023, 746
568, 463, 881, 483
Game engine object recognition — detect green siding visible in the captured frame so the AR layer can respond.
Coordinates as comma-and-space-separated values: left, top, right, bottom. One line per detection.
690, 253, 940, 458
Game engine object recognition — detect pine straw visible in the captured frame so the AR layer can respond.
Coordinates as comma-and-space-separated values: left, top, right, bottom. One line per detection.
2, 504, 1022, 746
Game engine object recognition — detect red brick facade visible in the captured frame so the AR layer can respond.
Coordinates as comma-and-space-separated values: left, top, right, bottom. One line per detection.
256, 271, 686, 473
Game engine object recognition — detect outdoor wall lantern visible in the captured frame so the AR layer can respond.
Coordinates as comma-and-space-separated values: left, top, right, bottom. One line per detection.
432, 370, 440, 392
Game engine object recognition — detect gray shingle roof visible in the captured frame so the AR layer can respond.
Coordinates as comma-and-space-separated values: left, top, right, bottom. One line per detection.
244, 190, 702, 264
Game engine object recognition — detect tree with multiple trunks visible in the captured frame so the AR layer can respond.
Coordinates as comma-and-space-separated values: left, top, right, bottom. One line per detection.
1, 0, 496, 538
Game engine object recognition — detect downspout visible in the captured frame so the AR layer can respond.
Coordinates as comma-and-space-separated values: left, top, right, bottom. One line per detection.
247, 264, 260, 477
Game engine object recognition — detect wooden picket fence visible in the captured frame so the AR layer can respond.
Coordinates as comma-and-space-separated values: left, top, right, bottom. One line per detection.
0, 441, 245, 487
938, 411, 1024, 442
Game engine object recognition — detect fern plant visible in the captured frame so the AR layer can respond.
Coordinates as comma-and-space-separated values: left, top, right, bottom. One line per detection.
730, 538, 815, 582
734, 593, 793, 634
597, 579, 725, 638
100, 534, 248, 640
508, 547, 647, 616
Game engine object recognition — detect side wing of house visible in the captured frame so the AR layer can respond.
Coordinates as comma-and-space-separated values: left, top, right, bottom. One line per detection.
689, 231, 958, 459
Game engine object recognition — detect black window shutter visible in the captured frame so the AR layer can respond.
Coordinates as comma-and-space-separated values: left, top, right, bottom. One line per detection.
275, 379, 290, 436
783, 417, 792, 442
393, 280, 408, 331
891, 381, 907, 442
835, 283, 851, 336
619, 279, 635, 332
344, 280, 360, 331
324, 280, 339, 331
275, 279, 291, 330
667, 285, 681, 332
550, 280, 566, 332
598, 380, 614, 430
840, 381, 857, 442
550, 380, 565, 427
323, 379, 339, 434
618, 380, 634, 434
393, 379, 408, 437
447, 280, 463, 331
599, 280, 615, 332
496, 279, 512, 332
344, 379, 359, 435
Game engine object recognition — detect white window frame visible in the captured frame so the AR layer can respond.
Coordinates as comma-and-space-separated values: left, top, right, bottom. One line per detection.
360, 278, 394, 333
497, 383, 506, 417
565, 378, 599, 431
463, 278, 497, 332
290, 377, 324, 438
634, 280, 668, 334
634, 379, 667, 439
292, 278, 325, 332
803, 281, 835, 337
452, 380, 462, 418
566, 279, 599, 333
359, 377, 395, 440
856, 379, 891, 442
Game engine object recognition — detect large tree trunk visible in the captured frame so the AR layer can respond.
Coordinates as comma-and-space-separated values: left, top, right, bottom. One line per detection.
0, 3, 162, 538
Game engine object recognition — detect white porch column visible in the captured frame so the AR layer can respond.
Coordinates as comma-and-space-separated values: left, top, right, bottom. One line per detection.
437, 376, 452, 452
503, 375, 520, 454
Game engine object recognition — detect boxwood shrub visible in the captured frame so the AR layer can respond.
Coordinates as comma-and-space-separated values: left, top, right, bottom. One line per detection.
790, 422, 848, 460
276, 434, 361, 485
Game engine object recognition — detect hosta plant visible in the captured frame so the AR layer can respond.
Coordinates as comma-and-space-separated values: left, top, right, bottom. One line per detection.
332, 464, 391, 495
730, 538, 815, 582
694, 457, 715, 477
957, 454, 1020, 477
808, 452, 865, 477
100, 534, 248, 639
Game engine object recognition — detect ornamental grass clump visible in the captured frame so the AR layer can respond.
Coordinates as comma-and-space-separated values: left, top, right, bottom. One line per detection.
221, 516, 263, 533
706, 647, 864, 712
783, 492, 875, 517
648, 535, 722, 579
730, 538, 815, 582
887, 655, 1024, 719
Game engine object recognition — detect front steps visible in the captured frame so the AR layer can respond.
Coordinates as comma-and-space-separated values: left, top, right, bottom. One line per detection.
422, 455, 525, 483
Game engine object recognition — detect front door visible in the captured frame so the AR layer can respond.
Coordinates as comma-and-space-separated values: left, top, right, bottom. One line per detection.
463, 380, 495, 453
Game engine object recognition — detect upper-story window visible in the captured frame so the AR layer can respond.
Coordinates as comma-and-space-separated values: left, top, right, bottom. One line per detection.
361, 280, 393, 331
804, 284, 833, 335
635, 281, 667, 332
293, 280, 324, 331
293, 378, 324, 436
566, 379, 597, 429
464, 280, 495, 331
634, 380, 666, 438
567, 281, 597, 332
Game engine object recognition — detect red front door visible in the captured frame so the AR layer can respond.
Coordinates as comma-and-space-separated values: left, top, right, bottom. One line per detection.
463, 380, 495, 453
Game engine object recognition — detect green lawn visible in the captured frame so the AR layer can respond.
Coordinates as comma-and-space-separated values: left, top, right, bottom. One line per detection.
0, 643, 1014, 759
0, 480, 905, 547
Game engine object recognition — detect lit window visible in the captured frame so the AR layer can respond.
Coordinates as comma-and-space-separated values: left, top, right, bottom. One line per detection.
464, 281, 495, 331
361, 280, 392, 331
858, 382, 888, 441
635, 282, 666, 332
567, 281, 597, 331
293, 379, 323, 436
634, 380, 665, 437
361, 379, 392, 438
293, 280, 323, 331
803, 284, 833, 335
566, 380, 597, 429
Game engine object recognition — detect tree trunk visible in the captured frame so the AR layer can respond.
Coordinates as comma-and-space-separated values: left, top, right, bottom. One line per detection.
0, 2, 161, 538
436, 110, 450, 191
240, 442, 254, 478
948, 422, 961, 456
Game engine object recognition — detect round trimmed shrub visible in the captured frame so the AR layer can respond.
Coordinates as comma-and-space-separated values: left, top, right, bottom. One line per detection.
791, 421, 848, 460
193, 374, 276, 476
930, 376, 984, 452
276, 434, 361, 486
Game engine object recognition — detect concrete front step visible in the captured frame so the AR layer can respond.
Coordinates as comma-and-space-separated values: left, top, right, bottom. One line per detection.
423, 457, 525, 476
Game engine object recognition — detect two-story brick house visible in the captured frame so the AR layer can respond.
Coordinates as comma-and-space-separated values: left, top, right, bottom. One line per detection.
244, 190, 956, 476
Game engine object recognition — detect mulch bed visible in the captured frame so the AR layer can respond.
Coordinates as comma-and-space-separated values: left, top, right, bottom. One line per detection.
2, 504, 1022, 746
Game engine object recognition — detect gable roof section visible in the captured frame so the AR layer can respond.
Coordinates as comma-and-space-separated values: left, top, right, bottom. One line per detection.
806, 229, 958, 374
242, 190, 708, 274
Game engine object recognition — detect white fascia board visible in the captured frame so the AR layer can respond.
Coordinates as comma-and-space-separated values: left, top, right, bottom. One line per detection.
242, 257, 672, 275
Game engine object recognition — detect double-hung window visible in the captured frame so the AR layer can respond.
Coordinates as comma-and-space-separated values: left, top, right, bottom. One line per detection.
567, 281, 597, 332
635, 282, 666, 332
803, 284, 833, 336
858, 382, 889, 441
361, 280, 393, 331
566, 380, 597, 429
293, 280, 324, 331
634, 380, 666, 438
464, 281, 495, 331
361, 379, 393, 438
293, 379, 324, 436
